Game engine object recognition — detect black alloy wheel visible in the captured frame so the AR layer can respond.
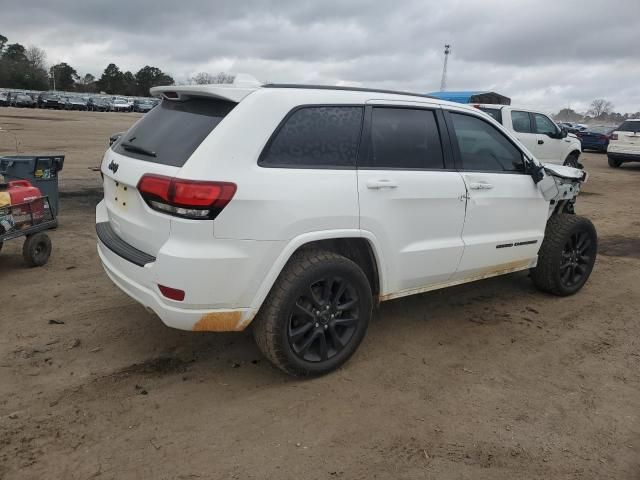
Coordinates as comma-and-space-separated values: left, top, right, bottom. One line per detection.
287, 276, 361, 363
559, 230, 594, 289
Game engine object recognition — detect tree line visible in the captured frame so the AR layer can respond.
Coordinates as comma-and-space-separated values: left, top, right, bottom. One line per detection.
0, 33, 174, 96
554, 99, 640, 125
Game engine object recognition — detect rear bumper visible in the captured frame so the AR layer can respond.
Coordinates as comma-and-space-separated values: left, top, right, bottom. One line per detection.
95, 200, 282, 332
607, 152, 640, 162
97, 241, 252, 331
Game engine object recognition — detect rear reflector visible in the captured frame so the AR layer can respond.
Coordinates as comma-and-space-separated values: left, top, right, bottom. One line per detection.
610, 133, 618, 140
158, 284, 185, 301
137, 174, 236, 220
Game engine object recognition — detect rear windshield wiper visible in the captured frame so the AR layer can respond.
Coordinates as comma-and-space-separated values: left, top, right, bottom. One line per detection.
120, 141, 157, 157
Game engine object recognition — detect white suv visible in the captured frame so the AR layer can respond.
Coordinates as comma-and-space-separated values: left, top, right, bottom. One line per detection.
475, 105, 582, 168
96, 83, 597, 376
607, 119, 640, 167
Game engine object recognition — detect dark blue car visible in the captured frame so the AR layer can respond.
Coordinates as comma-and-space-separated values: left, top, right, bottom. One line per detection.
578, 126, 612, 152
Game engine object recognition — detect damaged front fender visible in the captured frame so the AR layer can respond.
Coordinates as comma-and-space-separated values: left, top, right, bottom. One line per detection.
535, 163, 587, 215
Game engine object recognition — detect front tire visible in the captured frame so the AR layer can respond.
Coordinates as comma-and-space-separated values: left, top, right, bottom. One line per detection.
253, 250, 372, 377
564, 152, 582, 169
608, 156, 622, 168
531, 214, 597, 296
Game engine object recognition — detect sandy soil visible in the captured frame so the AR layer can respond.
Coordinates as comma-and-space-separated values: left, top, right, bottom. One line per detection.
0, 107, 639, 479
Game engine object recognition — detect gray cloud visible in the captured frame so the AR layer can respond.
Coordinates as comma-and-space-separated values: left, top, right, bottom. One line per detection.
1, 0, 639, 112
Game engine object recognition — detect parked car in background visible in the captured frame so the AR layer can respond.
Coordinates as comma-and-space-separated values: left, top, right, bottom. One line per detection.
97, 83, 595, 376
607, 119, 640, 167
132, 99, 155, 113
88, 97, 110, 111
38, 93, 63, 109
559, 122, 588, 135
0, 92, 9, 107
62, 96, 88, 111
14, 93, 36, 108
577, 126, 613, 153
109, 97, 131, 112
475, 105, 583, 167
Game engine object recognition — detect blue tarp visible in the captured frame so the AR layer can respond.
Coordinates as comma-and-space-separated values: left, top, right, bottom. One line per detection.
428, 91, 511, 105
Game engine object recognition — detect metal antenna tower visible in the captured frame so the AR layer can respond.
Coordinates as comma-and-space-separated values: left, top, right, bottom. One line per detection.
440, 44, 451, 91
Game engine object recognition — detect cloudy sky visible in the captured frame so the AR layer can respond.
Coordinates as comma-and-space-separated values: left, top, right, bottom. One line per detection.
2, 0, 639, 113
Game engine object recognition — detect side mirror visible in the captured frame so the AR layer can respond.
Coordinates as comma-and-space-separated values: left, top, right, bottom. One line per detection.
560, 128, 568, 138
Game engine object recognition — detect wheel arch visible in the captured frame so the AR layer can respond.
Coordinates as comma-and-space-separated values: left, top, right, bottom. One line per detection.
248, 230, 386, 318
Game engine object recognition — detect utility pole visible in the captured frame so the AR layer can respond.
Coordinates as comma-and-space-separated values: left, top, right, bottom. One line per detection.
440, 44, 451, 91
51, 64, 56, 91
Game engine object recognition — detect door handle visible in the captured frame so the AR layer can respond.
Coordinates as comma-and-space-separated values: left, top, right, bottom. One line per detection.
366, 180, 398, 189
468, 182, 494, 190
538, 139, 544, 145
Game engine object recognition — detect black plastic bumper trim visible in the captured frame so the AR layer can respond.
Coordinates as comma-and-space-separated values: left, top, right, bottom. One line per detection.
96, 222, 156, 267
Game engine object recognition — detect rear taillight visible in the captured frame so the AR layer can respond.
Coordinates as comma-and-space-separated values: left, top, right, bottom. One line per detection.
610, 133, 618, 140
137, 174, 236, 220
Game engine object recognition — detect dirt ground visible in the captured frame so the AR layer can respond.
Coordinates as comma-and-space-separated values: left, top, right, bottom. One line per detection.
0, 107, 639, 479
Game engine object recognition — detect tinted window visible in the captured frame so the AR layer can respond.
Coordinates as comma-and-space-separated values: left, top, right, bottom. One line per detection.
511, 110, 532, 133
365, 108, 444, 169
261, 106, 363, 168
477, 107, 502, 124
450, 113, 524, 172
114, 98, 235, 167
533, 113, 558, 136
617, 121, 640, 133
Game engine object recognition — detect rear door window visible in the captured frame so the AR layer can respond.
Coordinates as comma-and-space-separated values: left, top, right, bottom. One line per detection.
260, 106, 363, 168
363, 107, 445, 169
511, 110, 533, 133
113, 98, 235, 167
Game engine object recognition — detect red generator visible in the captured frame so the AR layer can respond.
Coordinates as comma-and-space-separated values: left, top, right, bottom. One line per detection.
0, 179, 54, 267
3, 180, 45, 226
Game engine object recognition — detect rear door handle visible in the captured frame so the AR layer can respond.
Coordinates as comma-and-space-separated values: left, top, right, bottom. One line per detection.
366, 180, 398, 189
468, 182, 494, 190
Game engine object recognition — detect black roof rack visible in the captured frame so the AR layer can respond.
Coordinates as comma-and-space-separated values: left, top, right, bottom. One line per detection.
263, 83, 436, 100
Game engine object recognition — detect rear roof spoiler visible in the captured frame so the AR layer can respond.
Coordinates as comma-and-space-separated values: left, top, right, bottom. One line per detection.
150, 74, 263, 103
150, 85, 260, 103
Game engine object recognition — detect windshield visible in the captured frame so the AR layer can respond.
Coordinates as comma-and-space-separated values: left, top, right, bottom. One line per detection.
113, 97, 236, 167
587, 126, 612, 134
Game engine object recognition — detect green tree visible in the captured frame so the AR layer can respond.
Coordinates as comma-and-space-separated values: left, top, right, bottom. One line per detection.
0, 34, 7, 53
77, 73, 97, 93
0, 41, 48, 90
2, 43, 27, 62
49, 62, 79, 91
123, 71, 137, 96
97, 63, 125, 94
135, 65, 174, 96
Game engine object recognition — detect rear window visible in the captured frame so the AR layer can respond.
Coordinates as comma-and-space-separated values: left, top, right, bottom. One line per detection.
616, 121, 640, 133
113, 97, 235, 166
477, 107, 502, 124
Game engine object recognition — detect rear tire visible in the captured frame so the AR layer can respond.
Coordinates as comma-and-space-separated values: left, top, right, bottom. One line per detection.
608, 156, 622, 168
253, 249, 372, 377
531, 214, 597, 296
23, 232, 52, 267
